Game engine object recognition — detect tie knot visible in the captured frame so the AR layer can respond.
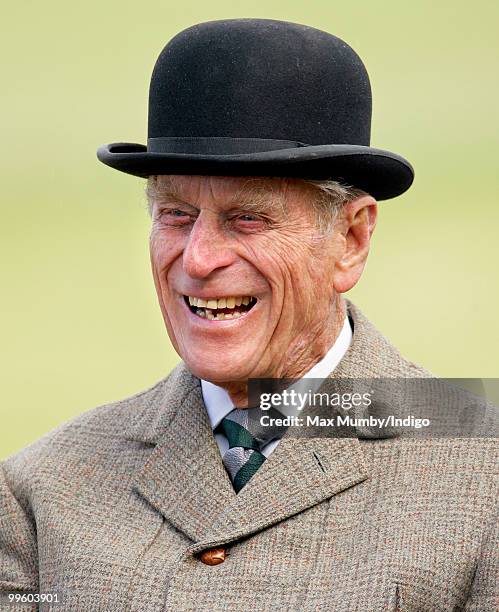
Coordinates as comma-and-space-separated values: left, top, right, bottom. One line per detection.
218, 406, 286, 452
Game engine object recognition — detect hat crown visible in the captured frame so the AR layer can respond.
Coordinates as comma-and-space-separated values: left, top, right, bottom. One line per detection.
148, 19, 372, 146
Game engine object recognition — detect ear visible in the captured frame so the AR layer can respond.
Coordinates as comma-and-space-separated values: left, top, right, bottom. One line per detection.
332, 195, 377, 293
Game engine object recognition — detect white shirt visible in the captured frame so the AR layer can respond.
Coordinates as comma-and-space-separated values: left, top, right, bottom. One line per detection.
201, 315, 353, 458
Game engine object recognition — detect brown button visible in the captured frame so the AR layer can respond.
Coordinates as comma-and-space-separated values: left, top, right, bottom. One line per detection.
199, 547, 226, 565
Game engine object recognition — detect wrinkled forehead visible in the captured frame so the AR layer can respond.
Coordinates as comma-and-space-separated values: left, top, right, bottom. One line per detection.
149, 174, 313, 212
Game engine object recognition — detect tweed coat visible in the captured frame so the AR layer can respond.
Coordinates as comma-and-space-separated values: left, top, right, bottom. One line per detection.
1, 301, 497, 611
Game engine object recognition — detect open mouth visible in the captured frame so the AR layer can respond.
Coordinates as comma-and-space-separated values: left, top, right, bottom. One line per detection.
183, 295, 258, 321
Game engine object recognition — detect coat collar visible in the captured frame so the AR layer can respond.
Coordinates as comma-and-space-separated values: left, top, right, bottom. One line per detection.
127, 300, 406, 548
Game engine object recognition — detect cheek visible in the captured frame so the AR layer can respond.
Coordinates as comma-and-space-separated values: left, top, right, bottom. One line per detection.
149, 230, 182, 279
278, 247, 337, 318
245, 245, 295, 301
309, 254, 335, 288
247, 239, 317, 317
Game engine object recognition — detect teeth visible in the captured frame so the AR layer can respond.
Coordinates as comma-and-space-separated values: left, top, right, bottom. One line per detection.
214, 312, 239, 320
194, 308, 243, 321
186, 294, 256, 319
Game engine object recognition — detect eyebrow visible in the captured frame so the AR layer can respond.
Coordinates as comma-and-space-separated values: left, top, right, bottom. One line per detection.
148, 177, 286, 216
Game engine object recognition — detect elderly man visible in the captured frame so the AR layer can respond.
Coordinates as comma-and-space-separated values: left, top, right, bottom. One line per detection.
1, 18, 497, 612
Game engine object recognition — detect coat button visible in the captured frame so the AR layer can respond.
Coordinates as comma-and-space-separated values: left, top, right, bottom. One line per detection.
199, 547, 226, 565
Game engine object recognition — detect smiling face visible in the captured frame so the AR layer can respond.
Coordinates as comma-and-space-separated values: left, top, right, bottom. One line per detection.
148, 175, 376, 404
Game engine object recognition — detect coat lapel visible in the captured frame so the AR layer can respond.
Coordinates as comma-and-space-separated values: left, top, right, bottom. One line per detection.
129, 373, 236, 542
190, 434, 368, 553
129, 371, 368, 547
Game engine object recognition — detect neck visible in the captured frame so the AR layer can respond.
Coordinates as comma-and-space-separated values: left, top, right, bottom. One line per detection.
223, 296, 347, 408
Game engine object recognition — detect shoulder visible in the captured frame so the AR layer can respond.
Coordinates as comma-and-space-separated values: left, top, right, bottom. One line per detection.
1, 362, 198, 503
365, 436, 498, 477
342, 300, 433, 378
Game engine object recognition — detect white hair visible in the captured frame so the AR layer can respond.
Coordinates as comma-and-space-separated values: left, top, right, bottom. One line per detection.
301, 179, 367, 235
145, 176, 366, 235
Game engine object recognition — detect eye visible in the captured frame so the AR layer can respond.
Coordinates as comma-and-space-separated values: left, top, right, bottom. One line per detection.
156, 207, 193, 226
228, 211, 269, 232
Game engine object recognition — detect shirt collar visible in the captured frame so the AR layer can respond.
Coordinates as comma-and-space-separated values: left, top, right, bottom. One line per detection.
201, 315, 353, 431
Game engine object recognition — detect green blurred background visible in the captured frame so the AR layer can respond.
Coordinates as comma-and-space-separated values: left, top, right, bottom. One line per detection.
1, 1, 498, 459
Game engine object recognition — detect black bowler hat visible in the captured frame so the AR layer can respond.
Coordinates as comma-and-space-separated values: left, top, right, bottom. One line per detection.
97, 18, 414, 200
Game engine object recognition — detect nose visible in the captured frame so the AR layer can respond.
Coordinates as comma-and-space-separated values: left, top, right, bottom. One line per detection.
182, 212, 237, 279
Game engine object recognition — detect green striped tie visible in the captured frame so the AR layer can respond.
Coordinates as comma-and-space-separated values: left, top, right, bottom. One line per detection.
218, 407, 285, 493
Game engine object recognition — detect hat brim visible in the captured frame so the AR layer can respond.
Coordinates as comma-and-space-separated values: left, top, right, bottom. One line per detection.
97, 142, 414, 201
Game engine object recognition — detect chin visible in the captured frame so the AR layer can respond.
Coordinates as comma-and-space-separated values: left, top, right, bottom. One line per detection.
183, 356, 252, 384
